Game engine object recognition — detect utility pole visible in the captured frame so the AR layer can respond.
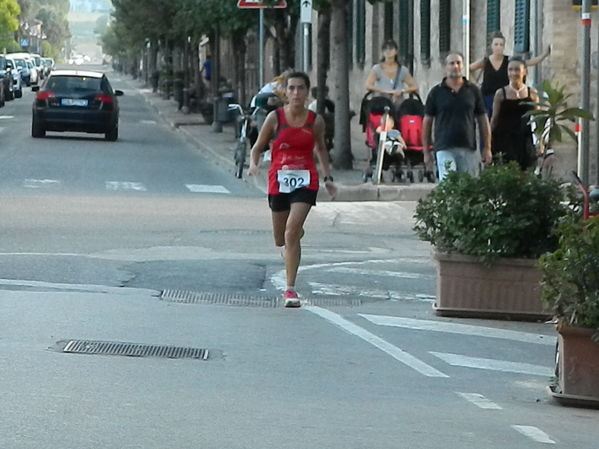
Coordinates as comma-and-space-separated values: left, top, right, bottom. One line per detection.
462, 0, 470, 79
579, 0, 591, 185
301, 0, 312, 72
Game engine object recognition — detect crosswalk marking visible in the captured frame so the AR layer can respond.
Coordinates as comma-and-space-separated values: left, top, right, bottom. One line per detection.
23, 179, 61, 189
430, 352, 553, 377
308, 282, 435, 302
140, 120, 157, 125
0, 115, 14, 120
456, 392, 502, 410
185, 184, 230, 194
306, 306, 449, 378
512, 426, 556, 444
105, 181, 147, 192
326, 267, 433, 279
360, 314, 555, 346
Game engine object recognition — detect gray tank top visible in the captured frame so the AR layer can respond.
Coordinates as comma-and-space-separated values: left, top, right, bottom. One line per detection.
371, 63, 409, 100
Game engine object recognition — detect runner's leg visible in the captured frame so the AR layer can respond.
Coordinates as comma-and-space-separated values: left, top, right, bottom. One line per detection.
272, 210, 290, 248
284, 202, 312, 288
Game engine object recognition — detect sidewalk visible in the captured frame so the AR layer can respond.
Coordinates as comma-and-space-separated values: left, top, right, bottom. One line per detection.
135, 83, 435, 202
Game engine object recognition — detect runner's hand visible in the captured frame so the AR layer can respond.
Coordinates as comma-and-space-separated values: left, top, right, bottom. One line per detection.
324, 181, 337, 199
247, 163, 259, 176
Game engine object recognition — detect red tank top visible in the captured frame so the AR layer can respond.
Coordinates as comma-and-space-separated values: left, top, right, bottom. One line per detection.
268, 107, 319, 195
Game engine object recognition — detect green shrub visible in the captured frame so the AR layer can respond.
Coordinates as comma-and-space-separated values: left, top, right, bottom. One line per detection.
413, 163, 570, 264
539, 215, 599, 336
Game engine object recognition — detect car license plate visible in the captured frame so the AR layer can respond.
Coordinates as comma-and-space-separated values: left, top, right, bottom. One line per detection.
61, 98, 88, 106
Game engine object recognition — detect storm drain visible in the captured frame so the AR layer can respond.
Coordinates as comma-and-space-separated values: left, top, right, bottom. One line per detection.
160, 289, 363, 307
58, 340, 209, 360
161, 290, 279, 307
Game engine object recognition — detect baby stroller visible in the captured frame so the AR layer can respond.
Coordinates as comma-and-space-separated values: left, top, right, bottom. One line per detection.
396, 93, 435, 182
360, 94, 407, 183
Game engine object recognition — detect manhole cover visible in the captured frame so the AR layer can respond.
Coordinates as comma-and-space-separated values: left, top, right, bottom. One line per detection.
56, 340, 210, 360
160, 290, 363, 307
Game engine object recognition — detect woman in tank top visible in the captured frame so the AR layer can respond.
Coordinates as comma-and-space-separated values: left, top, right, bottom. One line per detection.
490, 57, 540, 170
248, 71, 335, 308
470, 31, 549, 118
364, 39, 418, 107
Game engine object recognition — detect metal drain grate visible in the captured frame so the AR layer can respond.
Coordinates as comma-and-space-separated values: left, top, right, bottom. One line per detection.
161, 290, 280, 307
160, 290, 363, 308
60, 340, 209, 360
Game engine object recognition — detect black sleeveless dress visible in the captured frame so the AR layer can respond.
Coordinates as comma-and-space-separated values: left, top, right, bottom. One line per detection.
492, 87, 537, 170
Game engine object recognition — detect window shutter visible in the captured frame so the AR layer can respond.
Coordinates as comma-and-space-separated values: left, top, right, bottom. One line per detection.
439, 0, 451, 54
514, 0, 530, 53
420, 0, 431, 63
398, 0, 410, 59
486, 0, 501, 46
346, 0, 353, 64
356, 0, 366, 65
384, 1, 394, 40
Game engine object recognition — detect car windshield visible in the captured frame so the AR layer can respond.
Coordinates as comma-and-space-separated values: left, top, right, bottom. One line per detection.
15, 59, 26, 68
46, 76, 103, 92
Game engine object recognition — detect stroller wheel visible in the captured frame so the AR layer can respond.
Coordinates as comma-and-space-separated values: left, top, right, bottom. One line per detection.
417, 169, 425, 183
425, 170, 436, 183
407, 170, 414, 183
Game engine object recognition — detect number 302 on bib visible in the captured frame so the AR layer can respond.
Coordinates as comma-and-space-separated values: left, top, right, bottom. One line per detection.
277, 170, 310, 193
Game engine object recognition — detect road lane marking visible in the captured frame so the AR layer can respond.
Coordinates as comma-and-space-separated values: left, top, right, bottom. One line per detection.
456, 392, 502, 410
308, 282, 435, 302
185, 184, 231, 194
360, 314, 555, 346
305, 306, 449, 378
23, 179, 61, 189
0, 115, 14, 119
430, 352, 553, 377
140, 119, 157, 125
106, 181, 147, 191
511, 426, 556, 444
326, 267, 433, 279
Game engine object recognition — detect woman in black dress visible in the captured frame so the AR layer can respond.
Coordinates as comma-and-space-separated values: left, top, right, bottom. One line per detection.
470, 31, 549, 118
490, 57, 540, 170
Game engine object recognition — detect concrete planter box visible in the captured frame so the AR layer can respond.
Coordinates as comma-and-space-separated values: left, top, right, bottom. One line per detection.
433, 252, 550, 320
550, 325, 599, 408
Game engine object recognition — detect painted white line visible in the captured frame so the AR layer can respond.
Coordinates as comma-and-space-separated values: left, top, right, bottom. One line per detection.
106, 181, 147, 192
305, 306, 449, 378
360, 314, 555, 346
511, 425, 556, 444
430, 352, 553, 377
456, 392, 502, 410
309, 282, 435, 302
0, 115, 15, 119
0, 278, 159, 296
140, 119, 157, 125
185, 184, 231, 194
326, 267, 433, 280
23, 179, 61, 189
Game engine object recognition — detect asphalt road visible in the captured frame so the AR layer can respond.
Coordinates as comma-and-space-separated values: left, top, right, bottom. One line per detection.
0, 67, 596, 448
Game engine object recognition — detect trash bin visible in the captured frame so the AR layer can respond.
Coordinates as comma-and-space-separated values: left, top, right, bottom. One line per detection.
215, 97, 230, 123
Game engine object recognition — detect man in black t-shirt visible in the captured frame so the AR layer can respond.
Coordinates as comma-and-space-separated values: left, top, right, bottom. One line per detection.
422, 52, 492, 181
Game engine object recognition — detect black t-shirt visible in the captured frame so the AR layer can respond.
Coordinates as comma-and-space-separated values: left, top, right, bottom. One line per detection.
424, 77, 486, 152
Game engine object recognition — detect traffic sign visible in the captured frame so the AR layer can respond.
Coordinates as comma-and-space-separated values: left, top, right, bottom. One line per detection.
300, 0, 312, 23
237, 0, 287, 8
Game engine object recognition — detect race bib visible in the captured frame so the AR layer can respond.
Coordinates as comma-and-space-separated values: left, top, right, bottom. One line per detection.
277, 170, 310, 193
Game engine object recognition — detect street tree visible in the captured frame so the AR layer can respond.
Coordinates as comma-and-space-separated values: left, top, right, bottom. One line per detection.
0, 0, 21, 49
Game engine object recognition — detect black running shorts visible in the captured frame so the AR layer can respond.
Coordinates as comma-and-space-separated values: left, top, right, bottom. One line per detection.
268, 188, 317, 212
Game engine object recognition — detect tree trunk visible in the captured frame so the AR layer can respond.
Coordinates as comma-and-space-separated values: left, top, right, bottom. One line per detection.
331, 0, 352, 169
316, 6, 331, 115
232, 30, 247, 105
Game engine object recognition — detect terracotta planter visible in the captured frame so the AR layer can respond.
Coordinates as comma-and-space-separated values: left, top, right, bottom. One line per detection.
550, 324, 599, 407
433, 252, 550, 320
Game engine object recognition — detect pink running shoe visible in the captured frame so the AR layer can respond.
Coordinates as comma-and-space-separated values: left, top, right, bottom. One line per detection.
283, 289, 301, 308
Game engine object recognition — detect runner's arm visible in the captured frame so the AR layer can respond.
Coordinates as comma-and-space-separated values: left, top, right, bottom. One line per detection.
313, 115, 332, 179
248, 111, 277, 174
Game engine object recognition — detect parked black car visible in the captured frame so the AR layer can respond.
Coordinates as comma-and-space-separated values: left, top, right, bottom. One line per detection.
32, 70, 123, 141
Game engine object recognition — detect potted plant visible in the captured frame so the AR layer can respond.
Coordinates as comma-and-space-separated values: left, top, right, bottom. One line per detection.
539, 215, 599, 406
413, 163, 570, 319
524, 80, 594, 179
